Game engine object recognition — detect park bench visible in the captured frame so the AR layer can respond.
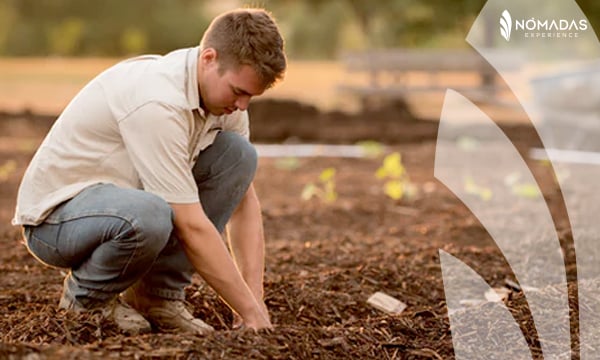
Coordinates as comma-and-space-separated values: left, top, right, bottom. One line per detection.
337, 48, 523, 108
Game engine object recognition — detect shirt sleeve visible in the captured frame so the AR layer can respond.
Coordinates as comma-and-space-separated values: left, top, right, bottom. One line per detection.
118, 102, 199, 204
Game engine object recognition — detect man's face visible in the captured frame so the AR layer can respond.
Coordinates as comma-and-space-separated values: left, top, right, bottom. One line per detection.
198, 49, 266, 116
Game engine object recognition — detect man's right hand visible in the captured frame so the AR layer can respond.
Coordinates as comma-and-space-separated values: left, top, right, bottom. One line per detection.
233, 299, 271, 330
170, 202, 270, 331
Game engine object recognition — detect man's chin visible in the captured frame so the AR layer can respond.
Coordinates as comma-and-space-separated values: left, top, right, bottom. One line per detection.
205, 108, 224, 116
205, 107, 233, 116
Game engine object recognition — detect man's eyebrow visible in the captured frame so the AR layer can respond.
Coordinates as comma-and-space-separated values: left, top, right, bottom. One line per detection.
232, 85, 253, 96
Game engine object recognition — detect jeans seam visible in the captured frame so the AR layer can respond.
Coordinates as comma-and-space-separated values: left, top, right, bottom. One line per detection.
27, 232, 69, 268
45, 209, 142, 225
56, 213, 144, 290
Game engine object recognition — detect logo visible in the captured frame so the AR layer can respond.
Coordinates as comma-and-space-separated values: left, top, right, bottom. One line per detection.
499, 9, 589, 41
500, 10, 512, 41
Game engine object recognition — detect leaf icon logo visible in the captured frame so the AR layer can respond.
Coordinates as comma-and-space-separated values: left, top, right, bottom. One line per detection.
500, 10, 512, 41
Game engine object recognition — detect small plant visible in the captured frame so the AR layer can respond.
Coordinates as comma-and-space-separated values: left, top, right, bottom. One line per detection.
0, 160, 17, 182
464, 176, 493, 201
538, 159, 570, 185
275, 157, 301, 171
375, 152, 417, 200
504, 172, 541, 199
301, 167, 337, 203
356, 140, 385, 158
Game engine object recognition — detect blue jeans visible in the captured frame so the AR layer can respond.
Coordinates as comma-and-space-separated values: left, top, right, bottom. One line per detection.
23, 131, 257, 306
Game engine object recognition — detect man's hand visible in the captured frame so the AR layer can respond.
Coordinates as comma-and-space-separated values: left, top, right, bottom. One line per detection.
233, 299, 270, 330
170, 202, 271, 330
233, 299, 269, 329
227, 184, 270, 329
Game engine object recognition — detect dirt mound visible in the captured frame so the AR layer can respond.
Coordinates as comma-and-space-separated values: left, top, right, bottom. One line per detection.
248, 98, 435, 144
2, 99, 540, 146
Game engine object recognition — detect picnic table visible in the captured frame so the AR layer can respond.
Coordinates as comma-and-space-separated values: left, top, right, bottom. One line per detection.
337, 48, 523, 109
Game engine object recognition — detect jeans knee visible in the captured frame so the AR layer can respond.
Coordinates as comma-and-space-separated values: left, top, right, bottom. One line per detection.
194, 131, 257, 184
221, 131, 257, 180
130, 193, 173, 256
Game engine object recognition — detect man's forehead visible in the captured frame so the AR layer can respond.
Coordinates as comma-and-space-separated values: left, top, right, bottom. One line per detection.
228, 65, 266, 96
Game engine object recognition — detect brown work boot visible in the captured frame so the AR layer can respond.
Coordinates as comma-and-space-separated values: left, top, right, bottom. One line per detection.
59, 289, 152, 335
122, 286, 214, 335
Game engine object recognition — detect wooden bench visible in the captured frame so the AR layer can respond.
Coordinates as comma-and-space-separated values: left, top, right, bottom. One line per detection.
338, 48, 523, 108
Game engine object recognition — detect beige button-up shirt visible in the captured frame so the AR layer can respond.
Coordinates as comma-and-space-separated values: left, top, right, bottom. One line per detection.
13, 47, 249, 226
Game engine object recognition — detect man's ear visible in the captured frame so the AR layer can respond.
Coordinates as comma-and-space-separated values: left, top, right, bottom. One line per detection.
200, 48, 218, 66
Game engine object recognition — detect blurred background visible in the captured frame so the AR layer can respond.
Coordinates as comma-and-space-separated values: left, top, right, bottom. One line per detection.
0, 0, 598, 116
1, 0, 598, 57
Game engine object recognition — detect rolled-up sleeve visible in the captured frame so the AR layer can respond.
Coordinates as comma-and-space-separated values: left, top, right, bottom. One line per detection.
118, 102, 199, 204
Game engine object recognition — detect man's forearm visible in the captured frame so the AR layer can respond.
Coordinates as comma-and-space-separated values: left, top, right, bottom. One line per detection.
228, 184, 266, 299
170, 202, 270, 329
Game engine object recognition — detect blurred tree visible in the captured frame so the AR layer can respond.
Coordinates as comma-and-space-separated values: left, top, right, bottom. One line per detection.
0, 0, 597, 57
577, 0, 600, 37
281, 1, 349, 58
120, 27, 148, 55
0, 0, 17, 54
48, 18, 85, 56
0, 0, 209, 56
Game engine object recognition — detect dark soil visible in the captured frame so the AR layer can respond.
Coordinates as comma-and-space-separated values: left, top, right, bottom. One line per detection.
0, 100, 574, 359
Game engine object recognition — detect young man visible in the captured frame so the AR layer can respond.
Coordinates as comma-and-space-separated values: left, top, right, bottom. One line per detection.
12, 8, 286, 335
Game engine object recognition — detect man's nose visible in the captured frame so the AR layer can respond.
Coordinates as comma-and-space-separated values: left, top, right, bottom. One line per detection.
235, 95, 251, 111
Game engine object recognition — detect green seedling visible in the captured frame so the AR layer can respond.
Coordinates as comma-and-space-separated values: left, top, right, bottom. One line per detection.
464, 176, 493, 201
375, 152, 417, 201
503, 172, 541, 199
275, 157, 300, 171
537, 159, 570, 185
0, 160, 17, 182
301, 167, 337, 203
356, 140, 385, 158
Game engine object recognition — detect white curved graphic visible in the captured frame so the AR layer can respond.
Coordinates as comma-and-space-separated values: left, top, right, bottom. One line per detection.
437, 0, 600, 358
440, 250, 532, 359
435, 90, 570, 359
500, 10, 512, 41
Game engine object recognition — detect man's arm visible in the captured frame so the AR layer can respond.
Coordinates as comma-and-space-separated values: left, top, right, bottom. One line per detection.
170, 202, 270, 330
227, 183, 266, 301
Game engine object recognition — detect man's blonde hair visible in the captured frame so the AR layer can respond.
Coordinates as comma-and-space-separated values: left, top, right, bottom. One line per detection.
200, 8, 287, 88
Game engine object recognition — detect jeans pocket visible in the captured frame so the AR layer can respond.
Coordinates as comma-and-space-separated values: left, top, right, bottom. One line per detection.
24, 226, 70, 268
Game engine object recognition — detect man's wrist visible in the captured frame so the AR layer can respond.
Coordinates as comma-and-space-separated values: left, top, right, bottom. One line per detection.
247, 281, 264, 300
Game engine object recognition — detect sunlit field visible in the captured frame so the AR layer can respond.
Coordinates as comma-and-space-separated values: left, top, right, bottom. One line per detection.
0, 57, 527, 123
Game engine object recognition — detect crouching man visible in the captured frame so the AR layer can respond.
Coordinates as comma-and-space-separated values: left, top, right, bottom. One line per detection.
12, 8, 286, 335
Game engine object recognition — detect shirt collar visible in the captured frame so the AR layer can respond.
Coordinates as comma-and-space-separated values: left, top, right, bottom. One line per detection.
185, 46, 207, 117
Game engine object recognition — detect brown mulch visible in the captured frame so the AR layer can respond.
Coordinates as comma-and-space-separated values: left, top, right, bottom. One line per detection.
0, 100, 578, 359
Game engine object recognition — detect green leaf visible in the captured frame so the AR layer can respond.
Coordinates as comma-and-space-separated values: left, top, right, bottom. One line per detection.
0, 160, 17, 182
301, 183, 318, 201
512, 183, 541, 199
464, 176, 493, 201
376, 152, 405, 179
275, 157, 300, 171
384, 181, 404, 200
325, 189, 338, 203
319, 167, 336, 182
356, 140, 385, 158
